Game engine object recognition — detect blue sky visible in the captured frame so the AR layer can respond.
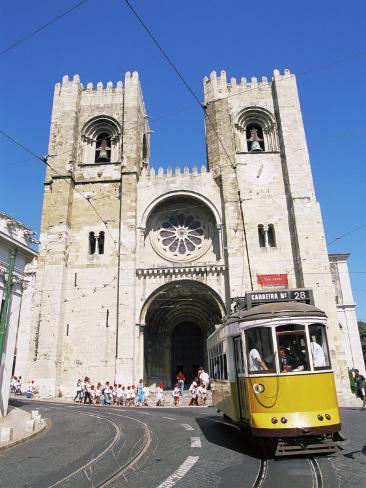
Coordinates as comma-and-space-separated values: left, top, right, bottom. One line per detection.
0, 0, 365, 319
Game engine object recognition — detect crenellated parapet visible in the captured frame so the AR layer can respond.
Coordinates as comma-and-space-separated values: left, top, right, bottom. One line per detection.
203, 68, 293, 103
141, 164, 208, 179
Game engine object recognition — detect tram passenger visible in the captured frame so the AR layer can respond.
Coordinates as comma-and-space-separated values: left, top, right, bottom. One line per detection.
248, 339, 268, 372
278, 347, 296, 372
310, 340, 326, 368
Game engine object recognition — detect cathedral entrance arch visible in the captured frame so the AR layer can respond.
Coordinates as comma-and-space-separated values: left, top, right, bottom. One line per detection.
141, 280, 225, 387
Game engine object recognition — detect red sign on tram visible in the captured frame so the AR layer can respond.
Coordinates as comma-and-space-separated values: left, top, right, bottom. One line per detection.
257, 274, 288, 286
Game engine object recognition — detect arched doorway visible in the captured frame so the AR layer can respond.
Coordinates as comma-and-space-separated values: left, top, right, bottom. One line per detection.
141, 280, 225, 388
171, 322, 203, 386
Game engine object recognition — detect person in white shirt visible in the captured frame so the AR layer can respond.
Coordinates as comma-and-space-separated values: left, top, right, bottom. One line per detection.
156, 383, 165, 406
199, 368, 210, 388
248, 346, 268, 372
310, 341, 326, 368
143, 383, 150, 406
197, 384, 207, 405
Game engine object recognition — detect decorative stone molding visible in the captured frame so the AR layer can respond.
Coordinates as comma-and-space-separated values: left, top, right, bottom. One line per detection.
136, 263, 225, 277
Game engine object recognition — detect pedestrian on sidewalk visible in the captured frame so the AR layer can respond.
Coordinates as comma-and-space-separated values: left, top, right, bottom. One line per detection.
156, 383, 165, 406
197, 383, 207, 405
103, 381, 111, 405
173, 384, 181, 406
176, 371, 185, 396
143, 383, 150, 406
199, 368, 210, 389
74, 379, 83, 402
137, 379, 144, 406
188, 381, 198, 406
354, 369, 366, 409
83, 377, 92, 404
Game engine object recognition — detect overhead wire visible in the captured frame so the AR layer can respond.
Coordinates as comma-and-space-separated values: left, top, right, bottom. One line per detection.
0, 0, 90, 57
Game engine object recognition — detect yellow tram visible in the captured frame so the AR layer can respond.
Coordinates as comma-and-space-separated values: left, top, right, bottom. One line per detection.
207, 292, 341, 456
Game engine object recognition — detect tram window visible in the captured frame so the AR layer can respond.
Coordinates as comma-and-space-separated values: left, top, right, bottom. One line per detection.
233, 336, 245, 374
219, 355, 224, 379
276, 324, 310, 373
309, 324, 331, 370
245, 328, 275, 374
223, 354, 228, 379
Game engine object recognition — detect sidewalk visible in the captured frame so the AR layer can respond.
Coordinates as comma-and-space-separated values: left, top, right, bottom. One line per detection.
0, 403, 47, 450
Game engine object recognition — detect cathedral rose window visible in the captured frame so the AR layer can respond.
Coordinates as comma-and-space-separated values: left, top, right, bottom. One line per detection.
149, 206, 213, 262
159, 214, 205, 256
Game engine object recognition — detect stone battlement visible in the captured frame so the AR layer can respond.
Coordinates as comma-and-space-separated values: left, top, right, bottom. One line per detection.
203, 68, 292, 102
141, 164, 209, 179
53, 71, 141, 95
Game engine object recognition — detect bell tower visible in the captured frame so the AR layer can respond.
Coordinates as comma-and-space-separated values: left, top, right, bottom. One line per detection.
29, 72, 150, 396
203, 69, 350, 394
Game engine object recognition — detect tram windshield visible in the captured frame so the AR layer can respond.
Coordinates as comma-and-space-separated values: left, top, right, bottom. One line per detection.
245, 327, 275, 374
309, 323, 331, 370
276, 324, 310, 373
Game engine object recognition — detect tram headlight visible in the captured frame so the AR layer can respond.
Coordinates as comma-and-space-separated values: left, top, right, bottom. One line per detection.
317, 414, 324, 421
253, 384, 265, 394
281, 417, 287, 424
271, 417, 278, 424
325, 414, 331, 420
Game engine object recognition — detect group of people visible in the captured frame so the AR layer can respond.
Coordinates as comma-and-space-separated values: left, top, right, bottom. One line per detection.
10, 376, 35, 398
74, 378, 150, 406
74, 368, 210, 408
172, 368, 210, 407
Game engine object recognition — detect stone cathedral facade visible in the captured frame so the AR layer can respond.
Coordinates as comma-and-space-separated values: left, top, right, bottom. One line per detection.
21, 68, 364, 398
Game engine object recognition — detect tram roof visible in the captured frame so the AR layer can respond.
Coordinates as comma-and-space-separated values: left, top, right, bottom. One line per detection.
225, 301, 326, 324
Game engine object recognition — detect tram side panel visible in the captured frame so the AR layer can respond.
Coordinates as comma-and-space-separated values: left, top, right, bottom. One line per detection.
246, 372, 341, 436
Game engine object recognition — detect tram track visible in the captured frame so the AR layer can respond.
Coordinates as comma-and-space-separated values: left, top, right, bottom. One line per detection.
42, 405, 153, 488
251, 459, 268, 488
308, 457, 323, 488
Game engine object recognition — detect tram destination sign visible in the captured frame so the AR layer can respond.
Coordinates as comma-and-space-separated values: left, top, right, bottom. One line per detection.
247, 289, 314, 307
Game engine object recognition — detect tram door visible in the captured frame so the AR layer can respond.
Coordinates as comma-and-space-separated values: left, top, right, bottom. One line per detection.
233, 336, 248, 420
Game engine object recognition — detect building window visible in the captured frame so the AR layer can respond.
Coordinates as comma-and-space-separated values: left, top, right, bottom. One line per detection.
98, 231, 105, 254
258, 224, 276, 248
80, 116, 121, 165
268, 224, 276, 247
235, 107, 279, 153
95, 133, 112, 163
258, 225, 266, 247
89, 232, 96, 254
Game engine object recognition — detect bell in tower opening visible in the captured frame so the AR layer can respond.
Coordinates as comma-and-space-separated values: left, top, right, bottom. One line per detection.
95, 133, 112, 162
246, 125, 264, 151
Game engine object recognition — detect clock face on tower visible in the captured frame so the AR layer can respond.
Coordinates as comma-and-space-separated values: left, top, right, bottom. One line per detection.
240, 159, 277, 186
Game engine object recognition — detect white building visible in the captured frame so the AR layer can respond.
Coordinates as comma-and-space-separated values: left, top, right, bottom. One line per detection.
0, 212, 37, 416
16, 68, 364, 399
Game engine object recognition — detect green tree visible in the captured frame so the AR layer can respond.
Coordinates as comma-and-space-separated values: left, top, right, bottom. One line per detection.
358, 321, 366, 362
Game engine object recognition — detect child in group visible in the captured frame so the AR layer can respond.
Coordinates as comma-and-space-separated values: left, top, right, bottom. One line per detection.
156, 383, 165, 406
10, 376, 17, 394
130, 385, 136, 406
143, 383, 150, 406
188, 381, 198, 406
95, 383, 102, 404
121, 386, 127, 406
137, 379, 144, 406
197, 383, 207, 405
172, 384, 181, 406
116, 384, 123, 406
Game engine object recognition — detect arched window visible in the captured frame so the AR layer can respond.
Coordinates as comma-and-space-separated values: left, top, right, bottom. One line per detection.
89, 232, 96, 254
98, 231, 105, 254
258, 224, 266, 247
268, 224, 276, 247
258, 224, 276, 248
235, 107, 279, 153
142, 133, 148, 165
80, 116, 121, 164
